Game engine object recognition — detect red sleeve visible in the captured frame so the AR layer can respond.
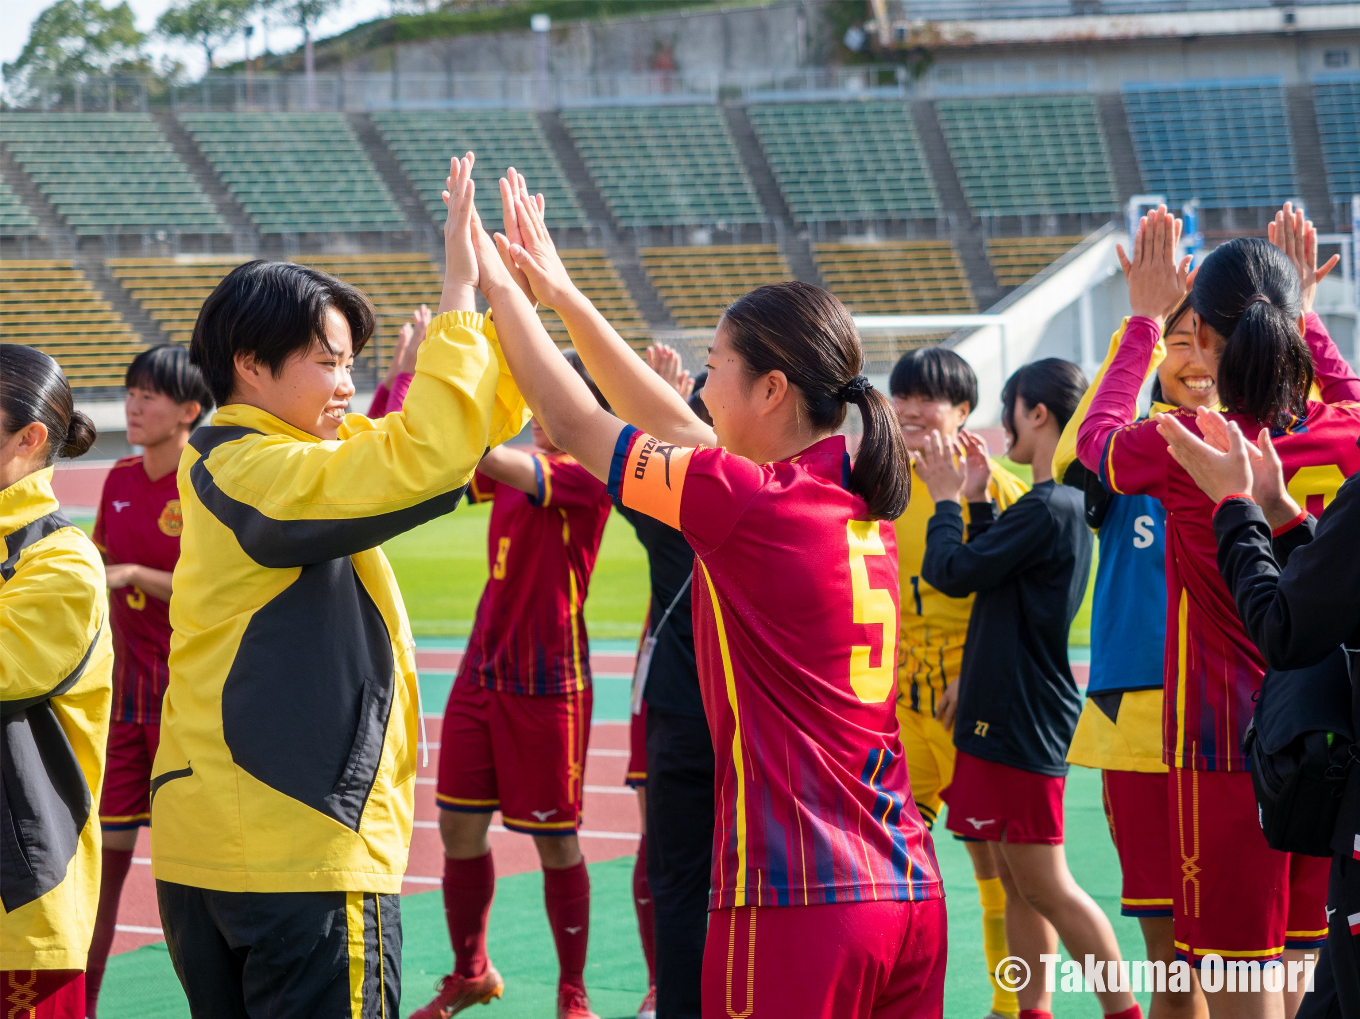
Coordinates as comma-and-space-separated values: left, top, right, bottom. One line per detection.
1305, 312, 1360, 405
467, 470, 497, 504
366, 383, 390, 418
92, 466, 115, 553
1076, 315, 1161, 476
386, 372, 414, 413
608, 425, 760, 556
1103, 416, 1173, 497
534, 455, 607, 509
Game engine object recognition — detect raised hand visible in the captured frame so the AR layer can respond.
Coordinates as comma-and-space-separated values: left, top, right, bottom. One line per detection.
498, 168, 545, 303
645, 343, 693, 399
439, 152, 477, 314
495, 187, 579, 311
914, 429, 968, 504
399, 306, 431, 373
385, 322, 414, 384
1269, 201, 1340, 317
472, 209, 517, 299
1117, 205, 1192, 324
958, 430, 992, 503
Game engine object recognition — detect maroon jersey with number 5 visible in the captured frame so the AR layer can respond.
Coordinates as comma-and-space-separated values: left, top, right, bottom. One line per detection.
93, 456, 182, 724
611, 426, 943, 911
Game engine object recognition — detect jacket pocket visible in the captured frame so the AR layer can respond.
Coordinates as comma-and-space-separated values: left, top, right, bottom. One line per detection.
222, 558, 395, 831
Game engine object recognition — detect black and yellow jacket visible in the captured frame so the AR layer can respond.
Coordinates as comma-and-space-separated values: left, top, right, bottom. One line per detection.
1, 466, 113, 969
150, 311, 529, 894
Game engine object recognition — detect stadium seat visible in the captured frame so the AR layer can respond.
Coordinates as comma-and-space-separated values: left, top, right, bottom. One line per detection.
0, 114, 227, 237
639, 245, 792, 328
985, 235, 1084, 287
934, 96, 1118, 217
0, 260, 145, 389
1121, 78, 1297, 210
0, 173, 39, 236
176, 113, 406, 235
1312, 76, 1360, 207
560, 106, 765, 227
746, 101, 938, 223
538, 250, 649, 348
371, 110, 586, 230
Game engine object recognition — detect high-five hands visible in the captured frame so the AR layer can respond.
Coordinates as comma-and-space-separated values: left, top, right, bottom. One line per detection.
1269, 201, 1340, 317
1117, 205, 1192, 325
439, 152, 478, 314
498, 168, 544, 304
494, 176, 579, 311
646, 343, 693, 399
914, 430, 969, 505
1154, 406, 1301, 528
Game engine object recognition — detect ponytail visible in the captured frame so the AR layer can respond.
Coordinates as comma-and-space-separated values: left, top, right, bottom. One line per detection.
1192, 237, 1309, 430
0, 344, 97, 467
721, 281, 911, 520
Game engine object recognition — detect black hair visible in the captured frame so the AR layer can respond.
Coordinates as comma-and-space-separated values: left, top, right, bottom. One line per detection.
1191, 237, 1310, 430
722, 281, 910, 520
1001, 358, 1088, 437
190, 260, 376, 407
564, 349, 610, 412
689, 370, 713, 427
0, 344, 97, 467
888, 346, 978, 414
126, 344, 214, 427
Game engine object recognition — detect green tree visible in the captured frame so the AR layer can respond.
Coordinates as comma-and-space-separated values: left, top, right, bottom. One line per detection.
157, 0, 256, 70
3, 0, 146, 88
278, 0, 343, 107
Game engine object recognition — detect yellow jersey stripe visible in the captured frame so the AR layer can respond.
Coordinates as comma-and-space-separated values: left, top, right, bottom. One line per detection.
346, 892, 365, 1017
1176, 590, 1188, 762
702, 560, 747, 907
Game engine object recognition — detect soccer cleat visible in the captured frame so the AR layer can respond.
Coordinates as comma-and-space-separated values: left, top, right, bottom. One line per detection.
408, 966, 505, 1018
557, 984, 600, 1019
636, 986, 657, 1019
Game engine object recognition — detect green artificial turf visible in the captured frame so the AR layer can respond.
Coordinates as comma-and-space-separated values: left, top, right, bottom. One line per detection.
98, 766, 1150, 1018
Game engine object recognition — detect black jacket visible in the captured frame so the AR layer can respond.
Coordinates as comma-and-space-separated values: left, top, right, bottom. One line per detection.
922, 481, 1094, 776
1213, 474, 1360, 857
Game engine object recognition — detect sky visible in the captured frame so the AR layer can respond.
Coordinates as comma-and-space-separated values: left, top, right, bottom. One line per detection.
2, 0, 394, 77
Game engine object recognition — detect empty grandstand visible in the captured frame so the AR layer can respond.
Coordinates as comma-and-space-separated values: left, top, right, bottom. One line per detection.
640, 245, 792, 328
986, 236, 1084, 288
0, 114, 227, 237
540, 250, 649, 345
561, 106, 764, 227
935, 96, 1118, 217
813, 241, 975, 315
1122, 78, 1297, 211
372, 111, 585, 230
107, 257, 242, 346
1312, 75, 1360, 208
177, 113, 406, 235
1, 260, 144, 389
747, 101, 937, 223
0, 174, 38, 236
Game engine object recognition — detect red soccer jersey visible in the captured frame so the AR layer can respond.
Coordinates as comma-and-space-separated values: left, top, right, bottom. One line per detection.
1081, 315, 1360, 770
92, 455, 182, 724
459, 451, 612, 696
612, 427, 944, 910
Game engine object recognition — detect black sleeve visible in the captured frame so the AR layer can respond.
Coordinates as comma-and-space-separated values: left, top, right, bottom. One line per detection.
1214, 479, 1360, 671
923, 494, 1051, 598
1062, 459, 1110, 530
966, 500, 995, 541
1271, 514, 1317, 568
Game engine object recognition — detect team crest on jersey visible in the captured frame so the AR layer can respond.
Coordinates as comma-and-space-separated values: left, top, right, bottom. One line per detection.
158, 499, 183, 537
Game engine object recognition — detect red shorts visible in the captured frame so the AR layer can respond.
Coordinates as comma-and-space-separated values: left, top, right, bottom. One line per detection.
701, 898, 947, 1019
1169, 767, 1328, 963
1, 971, 84, 1019
98, 720, 161, 830
626, 702, 647, 788
1103, 769, 1173, 917
436, 671, 592, 836
941, 751, 1064, 844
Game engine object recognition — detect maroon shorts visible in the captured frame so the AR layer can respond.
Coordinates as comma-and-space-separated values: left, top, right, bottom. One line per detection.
626, 702, 647, 788
941, 751, 1064, 844
1103, 769, 1173, 917
98, 720, 160, 830
701, 898, 947, 1019
1, 971, 84, 1019
436, 671, 592, 836
1169, 767, 1327, 963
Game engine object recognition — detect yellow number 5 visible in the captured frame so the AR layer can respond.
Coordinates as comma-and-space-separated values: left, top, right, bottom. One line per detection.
491, 536, 511, 579
847, 520, 897, 704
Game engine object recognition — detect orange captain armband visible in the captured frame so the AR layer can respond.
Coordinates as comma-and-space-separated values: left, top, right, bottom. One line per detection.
606, 425, 692, 530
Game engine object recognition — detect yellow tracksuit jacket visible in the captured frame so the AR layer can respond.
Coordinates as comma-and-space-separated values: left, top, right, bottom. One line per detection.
150, 311, 529, 894
1, 467, 113, 970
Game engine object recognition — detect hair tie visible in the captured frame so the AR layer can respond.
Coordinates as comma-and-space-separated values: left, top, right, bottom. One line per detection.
1246, 294, 1273, 308
837, 375, 871, 401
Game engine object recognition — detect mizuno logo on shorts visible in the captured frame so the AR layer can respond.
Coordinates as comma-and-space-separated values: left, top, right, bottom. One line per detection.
531, 809, 559, 821
965, 817, 996, 830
